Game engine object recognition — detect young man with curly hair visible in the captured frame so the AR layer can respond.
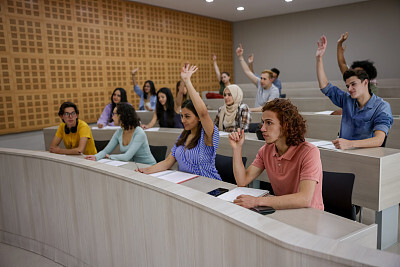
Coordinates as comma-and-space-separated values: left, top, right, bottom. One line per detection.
228, 99, 324, 210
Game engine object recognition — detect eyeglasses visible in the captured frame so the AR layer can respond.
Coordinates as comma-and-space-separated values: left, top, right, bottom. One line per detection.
63, 112, 76, 117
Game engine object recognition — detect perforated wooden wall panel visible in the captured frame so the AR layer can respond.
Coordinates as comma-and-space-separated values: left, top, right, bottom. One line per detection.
0, 0, 233, 134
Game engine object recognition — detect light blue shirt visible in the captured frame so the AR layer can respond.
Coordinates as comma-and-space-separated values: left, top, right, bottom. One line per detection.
255, 79, 279, 108
95, 127, 156, 165
321, 83, 393, 140
133, 85, 157, 111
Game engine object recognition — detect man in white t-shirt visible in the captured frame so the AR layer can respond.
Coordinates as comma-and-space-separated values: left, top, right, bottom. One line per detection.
236, 43, 279, 112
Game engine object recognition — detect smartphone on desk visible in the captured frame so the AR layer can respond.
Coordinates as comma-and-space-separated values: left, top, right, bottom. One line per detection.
250, 206, 275, 215
207, 188, 229, 197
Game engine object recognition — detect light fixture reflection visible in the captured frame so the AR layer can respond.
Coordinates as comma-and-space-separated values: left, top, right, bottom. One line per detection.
237, 7, 244, 11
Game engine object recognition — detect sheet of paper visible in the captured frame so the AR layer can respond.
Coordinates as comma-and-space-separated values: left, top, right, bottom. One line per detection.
310, 140, 332, 147
151, 170, 198, 184
219, 132, 230, 136
217, 187, 269, 202
92, 126, 121, 130
98, 159, 112, 163
97, 158, 129, 166
318, 143, 341, 151
144, 127, 160, 132
314, 111, 334, 115
149, 170, 174, 177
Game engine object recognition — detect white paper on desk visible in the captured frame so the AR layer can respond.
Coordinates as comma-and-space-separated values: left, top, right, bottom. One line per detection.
217, 187, 269, 202
149, 170, 174, 177
97, 159, 129, 166
318, 143, 341, 151
310, 140, 332, 147
314, 111, 334, 115
150, 170, 198, 184
92, 126, 121, 130
144, 127, 160, 132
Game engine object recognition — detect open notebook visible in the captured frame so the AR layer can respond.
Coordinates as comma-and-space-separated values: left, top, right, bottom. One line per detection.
217, 187, 269, 202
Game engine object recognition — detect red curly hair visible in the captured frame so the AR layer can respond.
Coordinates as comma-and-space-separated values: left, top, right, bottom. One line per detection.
262, 99, 306, 146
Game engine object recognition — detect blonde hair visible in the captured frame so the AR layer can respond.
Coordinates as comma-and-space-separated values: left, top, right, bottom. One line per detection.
261, 70, 274, 79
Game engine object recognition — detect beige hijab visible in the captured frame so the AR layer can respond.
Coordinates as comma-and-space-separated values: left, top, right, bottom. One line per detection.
218, 84, 243, 130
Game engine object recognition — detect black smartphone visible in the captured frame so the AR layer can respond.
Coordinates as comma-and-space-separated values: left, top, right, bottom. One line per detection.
250, 206, 275, 215
207, 188, 229, 197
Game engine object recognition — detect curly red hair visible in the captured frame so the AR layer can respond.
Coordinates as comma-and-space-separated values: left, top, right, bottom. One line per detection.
262, 99, 306, 146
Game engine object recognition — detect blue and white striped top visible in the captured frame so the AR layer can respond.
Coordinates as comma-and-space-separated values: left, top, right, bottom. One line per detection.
171, 125, 221, 180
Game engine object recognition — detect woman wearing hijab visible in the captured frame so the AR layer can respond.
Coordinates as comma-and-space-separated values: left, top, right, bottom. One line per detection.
214, 84, 251, 132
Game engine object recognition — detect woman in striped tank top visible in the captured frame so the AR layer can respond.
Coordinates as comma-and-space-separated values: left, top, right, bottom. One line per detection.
137, 64, 221, 180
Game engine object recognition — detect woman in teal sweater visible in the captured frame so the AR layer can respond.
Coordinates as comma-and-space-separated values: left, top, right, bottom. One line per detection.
85, 103, 156, 165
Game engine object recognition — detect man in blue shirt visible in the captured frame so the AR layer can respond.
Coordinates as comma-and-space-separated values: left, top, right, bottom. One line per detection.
316, 35, 393, 150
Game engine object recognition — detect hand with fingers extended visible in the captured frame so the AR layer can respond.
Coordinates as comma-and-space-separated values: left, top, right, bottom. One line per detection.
337, 32, 348, 44
316, 35, 327, 58
131, 68, 138, 75
212, 54, 217, 61
180, 64, 198, 81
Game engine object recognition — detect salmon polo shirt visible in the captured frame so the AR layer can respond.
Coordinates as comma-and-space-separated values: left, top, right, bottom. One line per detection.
252, 141, 324, 210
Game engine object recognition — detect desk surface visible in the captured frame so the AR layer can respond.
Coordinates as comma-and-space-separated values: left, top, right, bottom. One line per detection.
2, 148, 399, 266
43, 125, 400, 211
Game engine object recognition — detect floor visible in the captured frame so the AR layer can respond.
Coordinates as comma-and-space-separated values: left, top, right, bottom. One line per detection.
0, 129, 399, 266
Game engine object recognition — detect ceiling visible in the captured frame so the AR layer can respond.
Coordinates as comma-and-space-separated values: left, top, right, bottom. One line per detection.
128, 0, 368, 22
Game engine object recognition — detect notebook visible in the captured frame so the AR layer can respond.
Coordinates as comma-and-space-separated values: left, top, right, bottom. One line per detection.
217, 187, 269, 202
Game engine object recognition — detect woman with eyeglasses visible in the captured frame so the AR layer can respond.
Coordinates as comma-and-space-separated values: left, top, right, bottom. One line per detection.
49, 102, 97, 155
85, 103, 156, 164
97, 88, 128, 128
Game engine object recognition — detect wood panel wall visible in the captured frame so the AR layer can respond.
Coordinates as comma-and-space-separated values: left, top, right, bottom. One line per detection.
0, 0, 233, 135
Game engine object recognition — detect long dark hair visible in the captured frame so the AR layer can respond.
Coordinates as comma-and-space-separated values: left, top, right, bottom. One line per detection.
110, 88, 127, 123
156, 87, 175, 127
116, 103, 140, 131
143, 80, 156, 100
175, 100, 201, 149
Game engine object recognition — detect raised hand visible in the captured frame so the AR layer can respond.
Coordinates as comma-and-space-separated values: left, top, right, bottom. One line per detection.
180, 64, 198, 81
337, 32, 348, 44
236, 43, 244, 57
131, 68, 138, 75
316, 35, 327, 58
228, 128, 245, 150
212, 54, 217, 61
247, 53, 254, 64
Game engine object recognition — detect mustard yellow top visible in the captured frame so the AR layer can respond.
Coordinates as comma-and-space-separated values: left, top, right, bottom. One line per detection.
55, 119, 97, 155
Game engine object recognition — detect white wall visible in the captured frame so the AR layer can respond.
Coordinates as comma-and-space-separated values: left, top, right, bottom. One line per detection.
233, 0, 400, 83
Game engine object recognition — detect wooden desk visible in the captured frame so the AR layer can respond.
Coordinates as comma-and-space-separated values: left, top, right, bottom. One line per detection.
42, 126, 400, 249
2, 148, 398, 266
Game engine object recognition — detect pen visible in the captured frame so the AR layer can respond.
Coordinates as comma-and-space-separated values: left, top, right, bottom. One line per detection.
134, 162, 141, 172
79, 152, 85, 157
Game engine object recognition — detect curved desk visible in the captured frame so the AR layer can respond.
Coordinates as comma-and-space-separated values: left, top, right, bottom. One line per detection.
2, 148, 399, 266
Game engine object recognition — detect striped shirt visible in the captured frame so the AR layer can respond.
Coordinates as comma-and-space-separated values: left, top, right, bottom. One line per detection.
171, 125, 221, 180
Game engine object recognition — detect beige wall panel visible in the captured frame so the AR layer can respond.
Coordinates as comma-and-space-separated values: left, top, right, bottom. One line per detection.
0, 0, 233, 134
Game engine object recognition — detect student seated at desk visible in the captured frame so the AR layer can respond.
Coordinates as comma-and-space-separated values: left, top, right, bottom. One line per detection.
141, 87, 183, 129
229, 99, 324, 210
236, 44, 279, 112
316, 35, 393, 149
50, 102, 97, 155
137, 64, 221, 180
214, 84, 251, 133
97, 87, 129, 128
86, 103, 156, 164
